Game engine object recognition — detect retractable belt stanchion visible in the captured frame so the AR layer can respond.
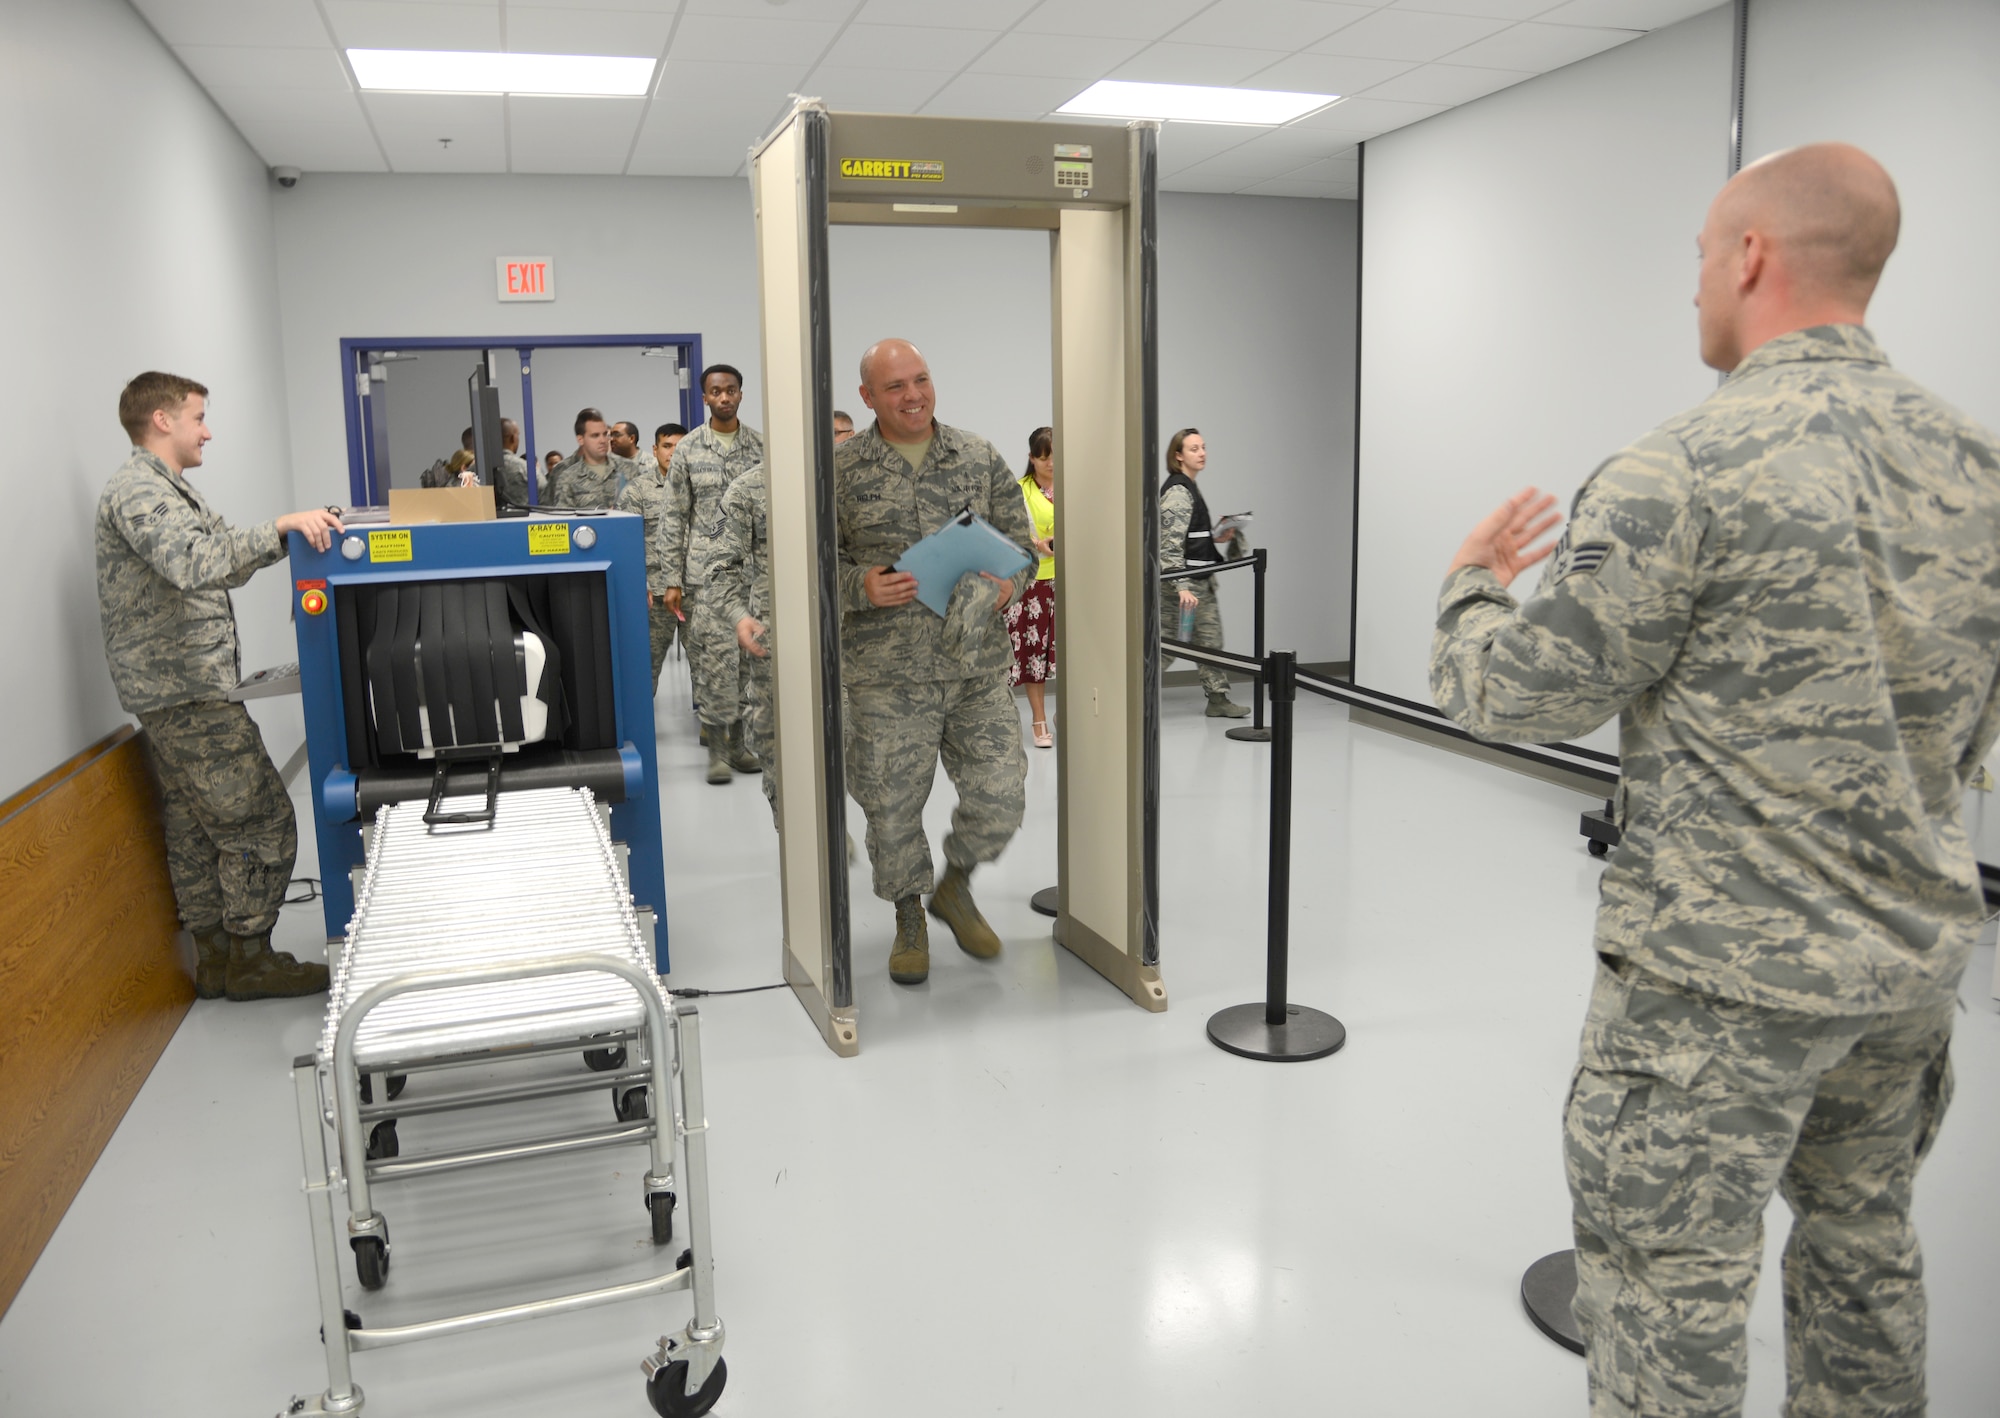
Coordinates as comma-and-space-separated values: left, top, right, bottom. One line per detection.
1226, 551, 1272, 744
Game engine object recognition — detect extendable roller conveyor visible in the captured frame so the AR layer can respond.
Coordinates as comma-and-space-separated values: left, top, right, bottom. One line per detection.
283, 786, 728, 1418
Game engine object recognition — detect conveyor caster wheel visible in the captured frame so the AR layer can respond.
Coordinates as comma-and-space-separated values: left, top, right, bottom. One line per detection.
648, 1191, 677, 1245
617, 1085, 650, 1123
367, 1120, 399, 1160
584, 1044, 628, 1072
1587, 838, 1610, 858
352, 1236, 390, 1291
358, 1074, 408, 1104
646, 1356, 726, 1418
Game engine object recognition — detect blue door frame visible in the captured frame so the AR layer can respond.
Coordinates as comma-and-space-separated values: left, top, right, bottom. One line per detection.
340, 333, 703, 506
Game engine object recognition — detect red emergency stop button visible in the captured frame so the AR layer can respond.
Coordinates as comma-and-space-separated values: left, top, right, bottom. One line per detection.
301, 588, 328, 616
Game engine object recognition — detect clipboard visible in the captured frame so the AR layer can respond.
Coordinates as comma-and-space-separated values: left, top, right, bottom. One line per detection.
893, 509, 1032, 617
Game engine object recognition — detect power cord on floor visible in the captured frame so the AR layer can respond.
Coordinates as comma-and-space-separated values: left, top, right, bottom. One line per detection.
666, 982, 788, 998
285, 876, 323, 905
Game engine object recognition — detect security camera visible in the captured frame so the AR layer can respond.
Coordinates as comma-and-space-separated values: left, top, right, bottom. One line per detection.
272, 165, 302, 188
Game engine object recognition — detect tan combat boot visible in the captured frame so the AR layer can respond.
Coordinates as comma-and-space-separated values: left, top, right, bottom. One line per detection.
192, 925, 231, 1000
726, 720, 762, 774
225, 931, 330, 1001
889, 896, 930, 984
705, 730, 733, 785
928, 864, 1002, 959
1205, 690, 1250, 718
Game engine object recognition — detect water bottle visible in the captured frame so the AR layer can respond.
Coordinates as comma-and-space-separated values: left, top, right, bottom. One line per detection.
1178, 599, 1195, 641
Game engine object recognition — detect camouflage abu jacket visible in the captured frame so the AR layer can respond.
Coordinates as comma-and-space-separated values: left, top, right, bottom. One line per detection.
663, 422, 766, 590
1431, 325, 2000, 1016
836, 420, 1035, 684
545, 452, 641, 511
95, 448, 286, 714
709, 465, 770, 633
615, 462, 676, 597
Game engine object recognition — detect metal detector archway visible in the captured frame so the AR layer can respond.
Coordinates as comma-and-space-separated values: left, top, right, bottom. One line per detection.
751, 100, 1165, 1057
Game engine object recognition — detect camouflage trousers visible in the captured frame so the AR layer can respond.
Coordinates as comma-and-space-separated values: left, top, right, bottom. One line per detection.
139, 700, 297, 938
1161, 575, 1229, 696
1566, 957, 1956, 1418
743, 647, 777, 825
681, 586, 742, 732
845, 671, 1026, 902
647, 600, 680, 692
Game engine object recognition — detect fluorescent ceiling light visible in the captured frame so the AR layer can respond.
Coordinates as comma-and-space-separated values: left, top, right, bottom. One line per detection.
347, 49, 655, 97
1057, 79, 1336, 126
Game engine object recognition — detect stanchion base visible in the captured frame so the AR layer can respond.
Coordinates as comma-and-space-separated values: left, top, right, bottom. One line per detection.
1224, 726, 1273, 742
1521, 1250, 1584, 1355
1205, 1003, 1345, 1061
1030, 886, 1059, 918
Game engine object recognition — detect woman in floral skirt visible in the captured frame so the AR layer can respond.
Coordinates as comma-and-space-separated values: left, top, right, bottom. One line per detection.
1007, 426, 1057, 747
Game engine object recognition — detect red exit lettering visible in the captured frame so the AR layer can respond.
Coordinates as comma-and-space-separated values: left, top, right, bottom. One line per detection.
507, 261, 547, 294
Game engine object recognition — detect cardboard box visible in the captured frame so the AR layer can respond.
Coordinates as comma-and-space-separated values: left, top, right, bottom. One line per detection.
387, 486, 497, 524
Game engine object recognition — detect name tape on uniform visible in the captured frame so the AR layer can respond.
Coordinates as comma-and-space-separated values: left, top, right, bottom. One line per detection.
839, 158, 945, 181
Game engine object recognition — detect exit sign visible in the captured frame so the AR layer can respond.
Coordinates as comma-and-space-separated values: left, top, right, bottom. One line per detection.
497, 257, 554, 302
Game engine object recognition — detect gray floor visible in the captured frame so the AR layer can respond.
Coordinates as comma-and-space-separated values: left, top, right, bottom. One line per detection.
2, 655, 1995, 1417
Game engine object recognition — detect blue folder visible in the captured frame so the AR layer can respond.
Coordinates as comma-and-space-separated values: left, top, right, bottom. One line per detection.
893, 510, 1032, 617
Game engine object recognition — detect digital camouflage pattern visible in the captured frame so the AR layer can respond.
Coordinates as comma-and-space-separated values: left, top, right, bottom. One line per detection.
545, 451, 641, 510
617, 460, 680, 687
836, 422, 1032, 901
1431, 324, 2000, 1418
662, 422, 766, 590
1159, 480, 1248, 696
845, 674, 1025, 903
835, 420, 1035, 685
496, 451, 530, 509
1566, 958, 1954, 1418
1431, 326, 2000, 1018
710, 466, 776, 818
95, 448, 285, 713
140, 699, 297, 936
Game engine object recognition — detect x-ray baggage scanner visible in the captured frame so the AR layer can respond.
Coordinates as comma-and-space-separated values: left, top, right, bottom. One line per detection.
752, 101, 1165, 1056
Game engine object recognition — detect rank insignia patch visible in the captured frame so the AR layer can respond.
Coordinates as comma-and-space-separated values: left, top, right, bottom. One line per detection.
1551, 537, 1614, 582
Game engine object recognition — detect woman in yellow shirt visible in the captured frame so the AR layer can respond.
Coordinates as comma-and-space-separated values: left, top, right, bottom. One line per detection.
1006, 425, 1057, 747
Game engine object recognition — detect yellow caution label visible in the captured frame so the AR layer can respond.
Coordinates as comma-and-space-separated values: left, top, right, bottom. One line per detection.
528, 522, 571, 556
839, 158, 944, 181
368, 529, 412, 563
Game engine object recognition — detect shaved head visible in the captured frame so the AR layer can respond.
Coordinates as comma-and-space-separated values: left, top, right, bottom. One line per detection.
857, 338, 936, 443
1696, 143, 1900, 372
859, 337, 926, 387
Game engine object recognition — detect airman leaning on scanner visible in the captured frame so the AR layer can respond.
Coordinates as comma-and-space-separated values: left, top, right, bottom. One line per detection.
616, 421, 686, 691
837, 338, 1033, 987
95, 371, 344, 1001
662, 364, 766, 785
545, 406, 641, 510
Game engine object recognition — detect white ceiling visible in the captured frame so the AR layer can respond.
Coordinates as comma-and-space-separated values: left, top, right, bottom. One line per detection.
132, 0, 1726, 198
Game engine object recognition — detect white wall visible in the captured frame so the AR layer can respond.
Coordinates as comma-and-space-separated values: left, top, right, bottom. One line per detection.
1743, 0, 2000, 862
0, 0, 300, 799
273, 176, 1359, 665
1354, 6, 1732, 738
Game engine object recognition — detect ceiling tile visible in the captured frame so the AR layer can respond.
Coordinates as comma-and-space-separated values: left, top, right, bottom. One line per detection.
807, 66, 959, 113
506, 95, 646, 172
819, 23, 1000, 71
174, 44, 354, 92
628, 96, 777, 176
1155, 121, 1260, 174
1159, 167, 1252, 193
1384, 0, 1556, 18
131, 0, 330, 48
1534, 0, 1724, 26
1445, 22, 1638, 70
502, 7, 676, 56
1308, 8, 1510, 61
363, 92, 508, 170
1362, 60, 1536, 102
651, 57, 808, 108
232, 116, 389, 172
1279, 150, 1360, 179
1242, 51, 1416, 94
1291, 93, 1444, 133
1241, 176, 1352, 198
968, 31, 1148, 80
506, 0, 682, 12
1016, 0, 1219, 43
1111, 42, 1298, 86
669, 12, 842, 64
1162, 0, 1373, 51
856, 0, 1042, 25
681, 0, 859, 20
1170, 126, 1358, 185
918, 71, 1084, 120
205, 86, 369, 126
322, 1, 502, 52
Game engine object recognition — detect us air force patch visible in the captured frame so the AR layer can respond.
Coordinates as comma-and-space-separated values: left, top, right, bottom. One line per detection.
1549, 533, 1614, 583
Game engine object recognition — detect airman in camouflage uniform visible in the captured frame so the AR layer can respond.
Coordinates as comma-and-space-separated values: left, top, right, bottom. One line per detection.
1429, 146, 2000, 1418
838, 339, 1033, 985
616, 455, 680, 691
1159, 429, 1250, 717
663, 367, 766, 783
545, 448, 640, 510
495, 449, 530, 509
95, 371, 343, 1002
709, 465, 777, 822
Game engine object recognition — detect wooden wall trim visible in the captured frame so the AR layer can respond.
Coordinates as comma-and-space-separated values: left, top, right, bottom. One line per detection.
0, 726, 190, 1319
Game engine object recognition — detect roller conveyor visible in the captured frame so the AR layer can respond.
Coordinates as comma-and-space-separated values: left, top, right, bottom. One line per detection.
282, 786, 728, 1418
